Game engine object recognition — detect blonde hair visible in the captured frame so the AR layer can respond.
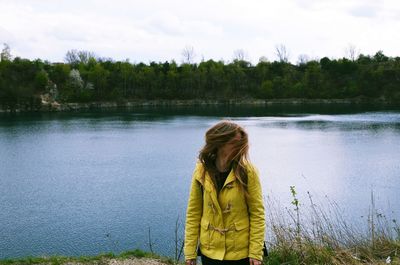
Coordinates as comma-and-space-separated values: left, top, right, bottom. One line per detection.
198, 120, 250, 196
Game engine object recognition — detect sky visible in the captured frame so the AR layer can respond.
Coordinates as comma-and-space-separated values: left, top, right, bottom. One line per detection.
0, 0, 399, 65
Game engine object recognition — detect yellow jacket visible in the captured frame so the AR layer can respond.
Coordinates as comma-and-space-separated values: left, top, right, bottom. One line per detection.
184, 162, 265, 261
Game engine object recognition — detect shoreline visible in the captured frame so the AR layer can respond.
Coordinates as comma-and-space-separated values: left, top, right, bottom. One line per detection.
1, 98, 400, 113
0, 249, 174, 265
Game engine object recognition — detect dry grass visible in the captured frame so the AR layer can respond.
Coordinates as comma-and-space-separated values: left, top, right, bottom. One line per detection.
264, 188, 400, 265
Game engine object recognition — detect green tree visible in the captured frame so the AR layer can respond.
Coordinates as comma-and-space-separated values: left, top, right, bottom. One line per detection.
258, 80, 273, 98
87, 63, 110, 99
34, 70, 49, 92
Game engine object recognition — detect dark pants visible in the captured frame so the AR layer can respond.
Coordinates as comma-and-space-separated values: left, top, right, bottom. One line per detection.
201, 254, 250, 265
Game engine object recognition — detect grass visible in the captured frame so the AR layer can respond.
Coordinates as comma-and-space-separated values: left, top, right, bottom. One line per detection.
263, 188, 400, 265
2, 188, 399, 265
0, 249, 175, 265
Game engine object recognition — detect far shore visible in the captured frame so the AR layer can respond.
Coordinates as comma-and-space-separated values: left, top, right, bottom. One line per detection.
1, 97, 400, 113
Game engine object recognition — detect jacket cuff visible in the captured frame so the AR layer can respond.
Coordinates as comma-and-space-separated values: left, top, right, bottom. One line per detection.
185, 254, 197, 260
249, 253, 263, 261
184, 248, 198, 260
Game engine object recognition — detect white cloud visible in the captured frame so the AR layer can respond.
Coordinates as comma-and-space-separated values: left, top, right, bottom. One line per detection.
349, 5, 380, 18
0, 26, 16, 45
0, 0, 399, 64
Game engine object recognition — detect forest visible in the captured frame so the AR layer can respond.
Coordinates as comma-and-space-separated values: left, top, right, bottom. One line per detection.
1, 44, 400, 110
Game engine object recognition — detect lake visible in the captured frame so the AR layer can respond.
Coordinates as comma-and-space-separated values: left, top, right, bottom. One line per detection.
0, 104, 399, 259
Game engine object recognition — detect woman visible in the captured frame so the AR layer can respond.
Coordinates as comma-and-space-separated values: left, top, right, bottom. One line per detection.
184, 121, 265, 265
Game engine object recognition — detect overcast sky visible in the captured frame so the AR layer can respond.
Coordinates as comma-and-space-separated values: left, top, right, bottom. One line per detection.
1, 0, 399, 64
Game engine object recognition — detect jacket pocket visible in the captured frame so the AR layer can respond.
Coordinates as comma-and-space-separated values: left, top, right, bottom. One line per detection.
234, 219, 250, 251
234, 219, 249, 230
199, 219, 211, 249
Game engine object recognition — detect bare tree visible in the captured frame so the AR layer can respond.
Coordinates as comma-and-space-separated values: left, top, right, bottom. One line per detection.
258, 56, 269, 63
275, 44, 290, 63
233, 49, 248, 61
65, 49, 96, 65
181, 45, 196, 64
77, 50, 96, 64
345, 44, 360, 61
297, 54, 310, 65
1, 43, 12, 61
65, 49, 79, 65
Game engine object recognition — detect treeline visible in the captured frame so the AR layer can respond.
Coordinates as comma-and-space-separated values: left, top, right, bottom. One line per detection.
1, 47, 400, 110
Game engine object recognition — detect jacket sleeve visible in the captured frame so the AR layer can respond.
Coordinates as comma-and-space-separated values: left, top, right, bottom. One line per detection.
247, 165, 265, 261
184, 164, 203, 260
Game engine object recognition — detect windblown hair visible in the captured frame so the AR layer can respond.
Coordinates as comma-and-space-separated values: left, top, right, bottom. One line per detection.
198, 120, 250, 196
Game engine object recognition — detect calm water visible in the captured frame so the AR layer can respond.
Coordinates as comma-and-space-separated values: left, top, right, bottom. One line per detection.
1, 105, 399, 259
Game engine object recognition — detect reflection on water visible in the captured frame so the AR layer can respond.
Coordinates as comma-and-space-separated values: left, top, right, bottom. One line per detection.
246, 115, 400, 131
0, 105, 399, 259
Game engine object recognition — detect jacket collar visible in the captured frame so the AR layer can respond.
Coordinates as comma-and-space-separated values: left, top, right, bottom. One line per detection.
195, 167, 236, 215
